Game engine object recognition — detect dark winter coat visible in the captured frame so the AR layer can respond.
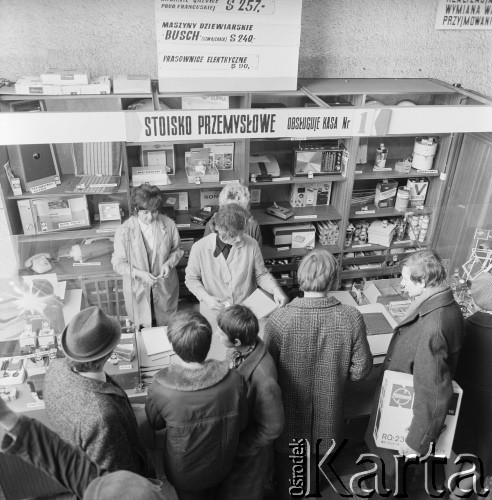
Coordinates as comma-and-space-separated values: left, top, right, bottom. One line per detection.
145, 359, 248, 492
365, 287, 464, 472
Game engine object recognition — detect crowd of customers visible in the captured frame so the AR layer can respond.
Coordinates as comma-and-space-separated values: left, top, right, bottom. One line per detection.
0, 184, 488, 499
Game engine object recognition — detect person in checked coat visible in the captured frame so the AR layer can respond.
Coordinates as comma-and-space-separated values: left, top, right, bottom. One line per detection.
264, 249, 372, 498
112, 184, 183, 328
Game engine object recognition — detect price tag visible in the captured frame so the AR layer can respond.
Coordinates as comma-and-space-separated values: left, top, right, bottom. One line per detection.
277, 246, 290, 251
308, 170, 314, 179
223, 0, 275, 14
290, 137, 307, 141
272, 177, 291, 182
73, 262, 102, 267
294, 214, 318, 220
96, 228, 116, 233
29, 181, 57, 194
352, 244, 372, 248
177, 223, 191, 228
355, 170, 363, 174
119, 364, 133, 370
121, 333, 134, 340
27, 402, 46, 409
220, 180, 240, 185
355, 210, 375, 215
426, 170, 439, 174
195, 176, 201, 185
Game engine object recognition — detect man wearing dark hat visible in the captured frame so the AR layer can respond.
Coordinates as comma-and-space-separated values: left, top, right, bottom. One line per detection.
44, 307, 150, 475
0, 397, 166, 499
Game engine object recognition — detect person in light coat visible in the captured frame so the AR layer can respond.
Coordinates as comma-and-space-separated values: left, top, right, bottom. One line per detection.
112, 184, 183, 328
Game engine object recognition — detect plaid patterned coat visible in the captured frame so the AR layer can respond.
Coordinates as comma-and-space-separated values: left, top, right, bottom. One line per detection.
264, 296, 372, 455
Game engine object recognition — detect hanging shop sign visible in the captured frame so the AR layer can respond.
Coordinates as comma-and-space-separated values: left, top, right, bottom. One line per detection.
435, 0, 492, 30
126, 108, 361, 142
154, 0, 303, 92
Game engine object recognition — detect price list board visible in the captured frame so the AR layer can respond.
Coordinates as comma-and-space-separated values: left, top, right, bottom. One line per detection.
154, 0, 302, 92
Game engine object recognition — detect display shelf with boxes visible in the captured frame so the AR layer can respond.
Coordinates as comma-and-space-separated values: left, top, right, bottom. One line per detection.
1, 78, 491, 297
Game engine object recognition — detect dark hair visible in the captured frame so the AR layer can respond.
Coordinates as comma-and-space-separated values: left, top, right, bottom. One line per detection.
214, 204, 250, 240
66, 354, 110, 373
402, 250, 447, 287
166, 311, 212, 363
217, 305, 259, 347
131, 184, 163, 214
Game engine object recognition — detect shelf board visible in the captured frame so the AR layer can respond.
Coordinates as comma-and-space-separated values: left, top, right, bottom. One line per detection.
252, 203, 342, 225
349, 205, 433, 219
354, 163, 440, 180
132, 168, 240, 192
261, 243, 341, 260
342, 255, 387, 265
7, 174, 128, 200
251, 171, 346, 186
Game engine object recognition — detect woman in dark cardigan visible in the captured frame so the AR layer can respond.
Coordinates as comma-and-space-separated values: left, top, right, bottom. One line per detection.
448, 272, 492, 499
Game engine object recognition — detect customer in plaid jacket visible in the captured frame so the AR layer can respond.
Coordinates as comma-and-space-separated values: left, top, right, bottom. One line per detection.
264, 249, 372, 498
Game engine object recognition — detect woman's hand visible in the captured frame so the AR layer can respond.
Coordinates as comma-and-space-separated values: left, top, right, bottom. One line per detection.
204, 295, 226, 311
272, 287, 288, 307
134, 269, 158, 286
159, 264, 170, 278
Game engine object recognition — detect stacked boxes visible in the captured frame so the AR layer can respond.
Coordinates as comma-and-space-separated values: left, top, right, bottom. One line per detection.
314, 220, 339, 246
368, 220, 396, 247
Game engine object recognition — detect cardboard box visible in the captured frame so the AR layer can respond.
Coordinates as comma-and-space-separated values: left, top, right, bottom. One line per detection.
356, 303, 398, 355
41, 68, 90, 85
61, 76, 111, 95
203, 142, 234, 170
375, 180, 398, 208
200, 189, 221, 207
162, 192, 188, 211
368, 220, 396, 247
407, 178, 429, 207
363, 278, 404, 305
15, 76, 63, 95
131, 166, 170, 186
182, 96, 229, 109
292, 230, 316, 249
374, 370, 462, 457
113, 74, 151, 94
185, 148, 220, 184
272, 224, 315, 246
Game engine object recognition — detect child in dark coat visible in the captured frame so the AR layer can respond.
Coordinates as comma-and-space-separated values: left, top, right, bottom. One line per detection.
145, 310, 248, 500
215, 305, 284, 500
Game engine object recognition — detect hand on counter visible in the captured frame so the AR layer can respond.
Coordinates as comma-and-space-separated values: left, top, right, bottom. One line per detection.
272, 287, 289, 307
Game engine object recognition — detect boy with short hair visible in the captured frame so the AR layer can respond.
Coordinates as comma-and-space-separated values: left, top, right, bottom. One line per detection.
145, 310, 248, 500
215, 305, 284, 500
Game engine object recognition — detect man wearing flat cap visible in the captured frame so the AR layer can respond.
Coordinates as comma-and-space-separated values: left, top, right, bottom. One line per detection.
44, 307, 150, 476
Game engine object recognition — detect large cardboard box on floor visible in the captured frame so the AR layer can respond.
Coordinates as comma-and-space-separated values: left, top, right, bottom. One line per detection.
373, 370, 462, 457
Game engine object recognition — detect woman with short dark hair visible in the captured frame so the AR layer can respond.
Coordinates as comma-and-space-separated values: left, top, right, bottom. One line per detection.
112, 184, 183, 328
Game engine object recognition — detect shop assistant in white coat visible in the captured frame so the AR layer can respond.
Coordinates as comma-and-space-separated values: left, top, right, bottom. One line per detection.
112, 185, 183, 328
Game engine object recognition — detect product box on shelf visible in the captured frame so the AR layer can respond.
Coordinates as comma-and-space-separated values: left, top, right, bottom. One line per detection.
314, 220, 339, 246
14, 77, 64, 96
40, 68, 90, 86
407, 178, 429, 207
374, 180, 398, 208
190, 205, 219, 225
367, 220, 396, 247
290, 182, 333, 208
249, 154, 281, 179
141, 143, 175, 175
273, 224, 315, 246
200, 189, 221, 207
185, 148, 220, 184
61, 76, 111, 95
17, 195, 91, 235
374, 370, 462, 457
291, 230, 316, 249
162, 192, 189, 211
131, 166, 170, 186
112, 74, 151, 94
203, 143, 234, 170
